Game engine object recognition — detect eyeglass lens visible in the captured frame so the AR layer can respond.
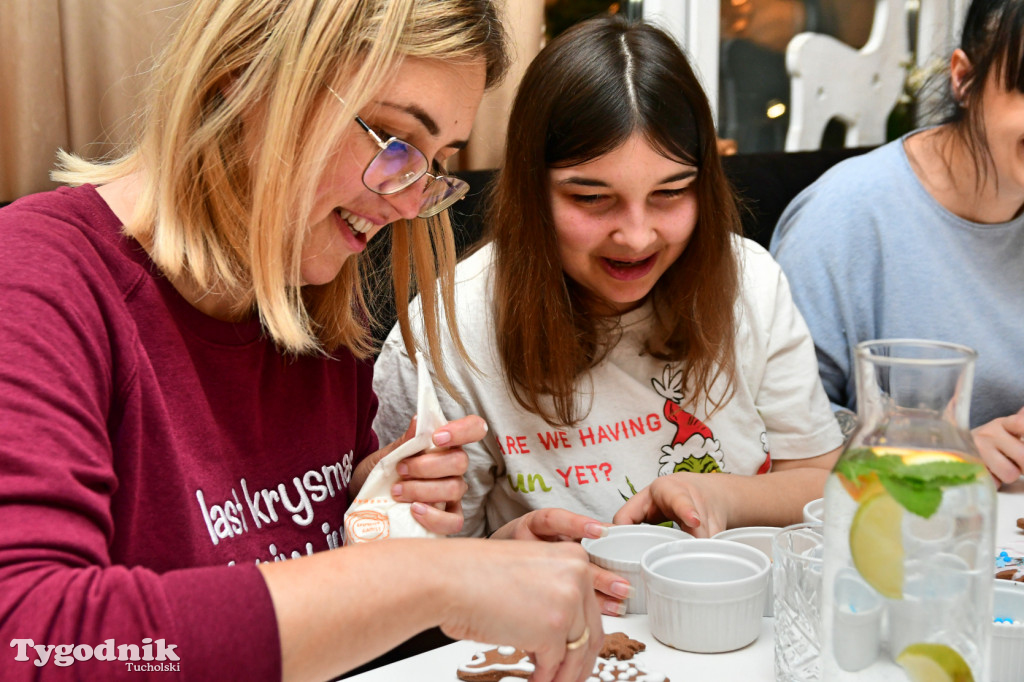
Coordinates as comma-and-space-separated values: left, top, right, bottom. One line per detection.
364, 140, 469, 218
418, 176, 470, 218
363, 140, 428, 194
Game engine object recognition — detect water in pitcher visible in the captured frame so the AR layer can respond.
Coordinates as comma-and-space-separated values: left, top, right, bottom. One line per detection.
821, 341, 996, 681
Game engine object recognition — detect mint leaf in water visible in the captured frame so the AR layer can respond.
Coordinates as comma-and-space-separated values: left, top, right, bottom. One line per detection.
878, 475, 943, 518
836, 452, 985, 518
886, 460, 985, 488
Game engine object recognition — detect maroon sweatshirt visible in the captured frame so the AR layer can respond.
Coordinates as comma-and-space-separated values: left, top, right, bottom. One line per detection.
0, 186, 378, 680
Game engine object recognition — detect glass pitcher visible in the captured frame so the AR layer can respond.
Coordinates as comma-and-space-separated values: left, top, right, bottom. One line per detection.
821, 339, 995, 681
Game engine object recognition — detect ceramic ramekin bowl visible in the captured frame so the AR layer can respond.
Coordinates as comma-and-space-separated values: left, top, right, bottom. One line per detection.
802, 497, 825, 525
641, 538, 770, 653
713, 526, 781, 616
581, 524, 692, 614
992, 580, 1024, 682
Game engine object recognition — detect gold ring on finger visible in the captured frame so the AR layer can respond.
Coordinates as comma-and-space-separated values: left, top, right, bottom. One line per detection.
566, 625, 589, 651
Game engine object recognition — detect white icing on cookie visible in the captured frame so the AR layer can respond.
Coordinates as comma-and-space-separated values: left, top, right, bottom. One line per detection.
457, 649, 535, 675
586, 657, 668, 682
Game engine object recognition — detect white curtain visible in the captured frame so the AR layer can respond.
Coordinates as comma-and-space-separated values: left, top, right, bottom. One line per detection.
0, 0, 184, 202
0, 0, 543, 203
463, 0, 545, 171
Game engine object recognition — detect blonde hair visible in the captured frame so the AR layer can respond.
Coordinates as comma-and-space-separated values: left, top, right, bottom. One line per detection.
54, 0, 508, 363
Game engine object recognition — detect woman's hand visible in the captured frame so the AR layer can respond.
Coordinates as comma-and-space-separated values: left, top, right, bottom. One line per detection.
439, 539, 603, 682
490, 508, 630, 617
613, 472, 734, 538
261, 536, 601, 682
350, 415, 487, 535
972, 407, 1024, 486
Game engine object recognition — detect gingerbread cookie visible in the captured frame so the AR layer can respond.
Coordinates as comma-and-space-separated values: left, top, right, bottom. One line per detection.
599, 632, 646, 660
997, 567, 1024, 582
1017, 517, 1023, 531
457, 646, 534, 681
587, 657, 670, 682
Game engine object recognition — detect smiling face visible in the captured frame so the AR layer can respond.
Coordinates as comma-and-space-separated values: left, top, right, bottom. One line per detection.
549, 134, 699, 314
299, 57, 486, 286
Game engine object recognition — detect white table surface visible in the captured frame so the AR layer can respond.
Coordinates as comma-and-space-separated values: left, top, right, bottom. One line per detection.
348, 480, 1024, 682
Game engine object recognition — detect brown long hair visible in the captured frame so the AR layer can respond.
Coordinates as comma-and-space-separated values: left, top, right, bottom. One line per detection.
54, 0, 508, 365
489, 15, 741, 427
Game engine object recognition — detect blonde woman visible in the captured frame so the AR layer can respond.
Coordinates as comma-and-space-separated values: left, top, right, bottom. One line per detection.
0, 1, 601, 680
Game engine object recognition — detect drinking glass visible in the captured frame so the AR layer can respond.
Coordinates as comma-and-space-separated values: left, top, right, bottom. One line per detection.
773, 522, 824, 682
822, 339, 995, 680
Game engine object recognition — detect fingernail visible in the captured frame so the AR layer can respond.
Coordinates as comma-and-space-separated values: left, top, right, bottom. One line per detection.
411, 502, 428, 515
610, 581, 633, 599
433, 430, 452, 446
391, 484, 403, 498
584, 523, 608, 539
397, 463, 409, 477
603, 599, 627, 617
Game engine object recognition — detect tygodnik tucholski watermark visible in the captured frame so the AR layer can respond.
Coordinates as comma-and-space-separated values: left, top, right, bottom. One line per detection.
10, 638, 180, 671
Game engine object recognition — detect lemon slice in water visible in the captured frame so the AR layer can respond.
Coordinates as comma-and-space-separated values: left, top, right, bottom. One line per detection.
896, 643, 974, 682
849, 491, 904, 599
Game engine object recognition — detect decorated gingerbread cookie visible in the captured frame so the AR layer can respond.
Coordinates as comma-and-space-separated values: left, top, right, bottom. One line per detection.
457, 646, 534, 681
997, 567, 1024, 582
588, 658, 670, 682
599, 632, 646, 660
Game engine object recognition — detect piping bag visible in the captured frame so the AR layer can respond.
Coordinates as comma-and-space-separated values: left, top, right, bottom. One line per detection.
344, 352, 447, 544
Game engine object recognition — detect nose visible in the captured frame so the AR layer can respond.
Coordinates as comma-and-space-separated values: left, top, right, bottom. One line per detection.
611, 204, 657, 251
382, 176, 428, 221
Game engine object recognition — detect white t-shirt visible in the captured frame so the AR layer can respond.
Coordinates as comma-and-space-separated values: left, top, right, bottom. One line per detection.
373, 238, 842, 537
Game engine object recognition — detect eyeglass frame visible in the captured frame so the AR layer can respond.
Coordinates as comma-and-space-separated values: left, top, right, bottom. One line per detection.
326, 86, 469, 219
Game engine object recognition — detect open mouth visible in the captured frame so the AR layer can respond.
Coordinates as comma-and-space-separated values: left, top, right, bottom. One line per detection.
334, 208, 374, 237
603, 254, 656, 270
599, 253, 658, 281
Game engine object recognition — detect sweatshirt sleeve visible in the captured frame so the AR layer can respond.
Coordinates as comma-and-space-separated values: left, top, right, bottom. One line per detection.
0, 205, 280, 681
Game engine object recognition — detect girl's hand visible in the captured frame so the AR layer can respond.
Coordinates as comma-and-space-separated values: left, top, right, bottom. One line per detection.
972, 407, 1024, 486
613, 472, 734, 538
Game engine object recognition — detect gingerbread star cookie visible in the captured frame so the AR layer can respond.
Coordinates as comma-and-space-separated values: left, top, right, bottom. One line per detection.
599, 632, 646, 660
457, 646, 534, 681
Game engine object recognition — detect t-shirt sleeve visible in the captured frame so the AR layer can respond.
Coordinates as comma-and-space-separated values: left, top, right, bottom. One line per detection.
0, 209, 280, 681
744, 246, 844, 460
372, 329, 421, 448
770, 165, 870, 413
372, 300, 493, 539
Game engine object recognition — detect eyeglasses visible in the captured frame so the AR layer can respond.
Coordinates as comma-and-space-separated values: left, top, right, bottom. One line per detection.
328, 87, 469, 218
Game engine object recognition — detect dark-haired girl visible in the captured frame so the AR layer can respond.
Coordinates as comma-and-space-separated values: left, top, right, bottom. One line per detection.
375, 14, 843, 617
772, 0, 1024, 487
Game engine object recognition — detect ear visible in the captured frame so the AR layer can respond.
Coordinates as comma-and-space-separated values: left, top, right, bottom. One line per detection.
950, 48, 973, 104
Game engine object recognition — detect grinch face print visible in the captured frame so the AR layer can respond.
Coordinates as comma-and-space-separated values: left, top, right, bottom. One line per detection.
650, 364, 724, 476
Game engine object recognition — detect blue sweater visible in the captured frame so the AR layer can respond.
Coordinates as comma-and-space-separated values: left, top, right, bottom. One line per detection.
770, 134, 1024, 428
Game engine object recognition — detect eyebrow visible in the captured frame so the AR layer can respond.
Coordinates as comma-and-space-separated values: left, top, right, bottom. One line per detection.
378, 101, 469, 151
556, 168, 698, 187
